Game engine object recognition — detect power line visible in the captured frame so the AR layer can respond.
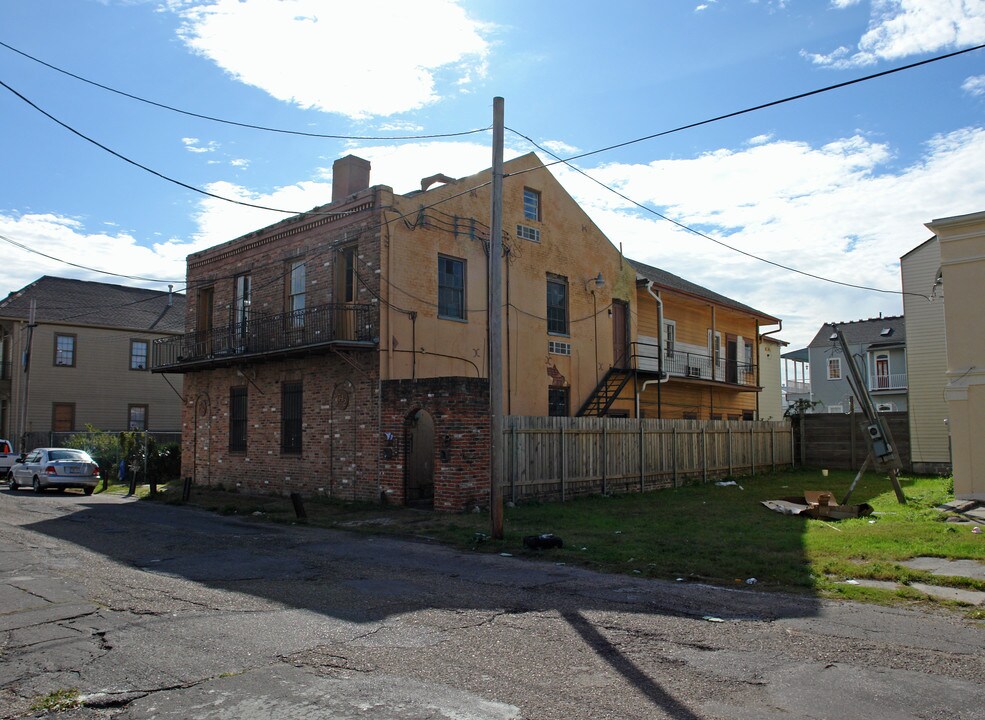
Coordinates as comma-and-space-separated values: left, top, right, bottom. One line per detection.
506, 128, 932, 300
523, 42, 985, 170
0, 39, 491, 142
0, 78, 355, 219
0, 232, 182, 284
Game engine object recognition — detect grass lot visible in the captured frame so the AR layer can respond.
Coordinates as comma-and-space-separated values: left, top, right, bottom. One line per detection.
130, 469, 984, 613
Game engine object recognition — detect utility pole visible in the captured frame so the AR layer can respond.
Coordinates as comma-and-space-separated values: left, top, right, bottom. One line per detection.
489, 97, 505, 539
19, 299, 37, 452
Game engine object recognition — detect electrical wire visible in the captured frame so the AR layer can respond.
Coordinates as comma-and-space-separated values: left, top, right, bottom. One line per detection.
0, 78, 354, 218
0, 39, 491, 141
506, 127, 933, 300
513, 42, 985, 171
0, 232, 182, 284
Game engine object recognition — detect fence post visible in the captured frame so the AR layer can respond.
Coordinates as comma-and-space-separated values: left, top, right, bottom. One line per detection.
727, 425, 733, 476
601, 424, 608, 496
639, 422, 645, 493
560, 426, 566, 502
771, 425, 776, 472
701, 426, 708, 483
750, 425, 756, 476
790, 423, 796, 469
672, 427, 678, 487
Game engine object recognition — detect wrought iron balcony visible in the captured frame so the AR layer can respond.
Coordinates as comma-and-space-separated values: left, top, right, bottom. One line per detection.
151, 303, 376, 372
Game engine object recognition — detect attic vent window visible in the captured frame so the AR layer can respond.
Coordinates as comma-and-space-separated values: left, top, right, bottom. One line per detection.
517, 224, 540, 242
548, 340, 571, 356
880, 328, 893, 337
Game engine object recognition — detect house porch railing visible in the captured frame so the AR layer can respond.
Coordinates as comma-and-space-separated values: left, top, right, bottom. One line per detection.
151, 302, 376, 371
632, 341, 757, 386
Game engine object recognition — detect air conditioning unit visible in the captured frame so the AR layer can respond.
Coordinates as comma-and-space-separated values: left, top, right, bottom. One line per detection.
687, 366, 702, 378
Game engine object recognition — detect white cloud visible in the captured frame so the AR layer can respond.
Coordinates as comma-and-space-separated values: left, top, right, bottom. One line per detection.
182, 137, 218, 153
553, 125, 985, 348
963, 74, 985, 96
540, 139, 580, 155
805, 0, 985, 68
172, 0, 492, 119
0, 213, 187, 296
230, 158, 250, 168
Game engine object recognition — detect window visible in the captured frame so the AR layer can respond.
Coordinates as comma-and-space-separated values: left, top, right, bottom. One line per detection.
523, 188, 541, 221
516, 224, 541, 242
548, 387, 569, 417
54, 334, 76, 366
827, 404, 844, 414
827, 357, 842, 380
230, 387, 248, 451
664, 321, 676, 358
130, 340, 148, 370
288, 262, 305, 326
546, 275, 568, 335
339, 245, 357, 303
438, 255, 466, 320
128, 404, 148, 430
548, 340, 571, 356
742, 410, 755, 421
235, 273, 252, 338
281, 381, 303, 454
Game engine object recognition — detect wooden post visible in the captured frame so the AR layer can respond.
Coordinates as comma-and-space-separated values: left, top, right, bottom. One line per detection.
639, 422, 645, 492
290, 492, 307, 521
560, 427, 566, 502
672, 426, 678, 487
601, 424, 608, 495
771, 425, 776, 472
701, 427, 708, 483
790, 423, 796, 469
727, 425, 733, 476
750, 425, 756, 476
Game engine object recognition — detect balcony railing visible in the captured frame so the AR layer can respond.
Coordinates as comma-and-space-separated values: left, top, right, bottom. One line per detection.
785, 380, 811, 394
632, 342, 758, 387
869, 372, 907, 391
152, 303, 376, 371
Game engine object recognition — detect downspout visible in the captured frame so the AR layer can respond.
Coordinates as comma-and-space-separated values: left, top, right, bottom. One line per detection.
636, 282, 669, 418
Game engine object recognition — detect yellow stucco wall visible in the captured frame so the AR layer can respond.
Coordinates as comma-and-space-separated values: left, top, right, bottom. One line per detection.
380, 153, 637, 417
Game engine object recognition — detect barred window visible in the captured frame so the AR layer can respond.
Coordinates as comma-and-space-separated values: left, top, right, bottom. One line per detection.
230, 386, 248, 452
281, 382, 303, 454
547, 276, 568, 335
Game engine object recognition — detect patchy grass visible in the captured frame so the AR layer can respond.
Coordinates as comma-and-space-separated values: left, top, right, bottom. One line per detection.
30, 688, 80, 712
150, 470, 984, 611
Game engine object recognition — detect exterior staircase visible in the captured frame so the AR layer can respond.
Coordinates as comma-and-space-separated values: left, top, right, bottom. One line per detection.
577, 368, 633, 416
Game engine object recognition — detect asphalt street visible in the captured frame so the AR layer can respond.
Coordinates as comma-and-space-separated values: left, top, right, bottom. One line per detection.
2, 489, 983, 719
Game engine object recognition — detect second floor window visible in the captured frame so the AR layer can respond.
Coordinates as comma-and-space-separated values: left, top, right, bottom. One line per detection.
54, 334, 76, 366
130, 340, 148, 370
664, 321, 676, 358
289, 261, 306, 326
547, 276, 568, 335
524, 188, 541, 221
235, 273, 252, 337
827, 357, 842, 380
438, 255, 465, 320
339, 246, 357, 303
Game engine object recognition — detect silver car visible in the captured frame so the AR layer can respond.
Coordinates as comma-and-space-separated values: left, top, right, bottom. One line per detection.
8, 448, 100, 495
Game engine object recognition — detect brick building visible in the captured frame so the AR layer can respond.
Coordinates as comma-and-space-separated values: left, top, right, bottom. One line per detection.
153, 153, 779, 510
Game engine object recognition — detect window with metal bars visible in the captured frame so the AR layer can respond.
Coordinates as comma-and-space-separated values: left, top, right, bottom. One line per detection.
281, 382, 302, 454
230, 386, 247, 452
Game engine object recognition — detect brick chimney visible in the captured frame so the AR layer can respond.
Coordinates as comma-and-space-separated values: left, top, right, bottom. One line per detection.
332, 155, 371, 203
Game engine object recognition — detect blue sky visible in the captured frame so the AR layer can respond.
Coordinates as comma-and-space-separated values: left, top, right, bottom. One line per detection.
1, 0, 984, 350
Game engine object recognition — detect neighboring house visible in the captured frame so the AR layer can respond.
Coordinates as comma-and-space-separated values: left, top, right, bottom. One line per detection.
926, 210, 985, 500
780, 347, 811, 412
900, 236, 950, 474
806, 316, 907, 414
153, 153, 780, 510
0, 277, 185, 447
758, 335, 787, 420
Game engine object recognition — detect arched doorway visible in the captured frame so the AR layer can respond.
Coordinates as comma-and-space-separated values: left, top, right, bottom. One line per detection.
405, 409, 435, 508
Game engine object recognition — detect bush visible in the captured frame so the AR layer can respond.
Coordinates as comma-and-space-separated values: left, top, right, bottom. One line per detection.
63, 426, 181, 485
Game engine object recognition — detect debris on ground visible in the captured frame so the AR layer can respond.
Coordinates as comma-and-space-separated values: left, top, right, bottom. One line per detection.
523, 533, 564, 550
762, 490, 873, 520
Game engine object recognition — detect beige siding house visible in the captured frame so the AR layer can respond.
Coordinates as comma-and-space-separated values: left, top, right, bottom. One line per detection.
900, 237, 950, 474
927, 211, 985, 500
758, 336, 786, 420
0, 277, 185, 449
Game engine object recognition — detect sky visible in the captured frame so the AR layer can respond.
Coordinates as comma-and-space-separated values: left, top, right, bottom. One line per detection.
1, 0, 984, 351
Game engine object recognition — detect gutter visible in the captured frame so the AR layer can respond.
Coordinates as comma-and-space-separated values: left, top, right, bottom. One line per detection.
635, 281, 670, 418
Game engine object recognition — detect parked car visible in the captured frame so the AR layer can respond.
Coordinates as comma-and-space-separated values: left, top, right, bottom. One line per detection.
0, 439, 17, 478
7, 448, 100, 495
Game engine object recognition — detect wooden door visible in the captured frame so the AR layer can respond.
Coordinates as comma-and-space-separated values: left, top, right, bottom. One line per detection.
52, 403, 75, 432
611, 300, 629, 369
405, 409, 435, 508
726, 335, 739, 384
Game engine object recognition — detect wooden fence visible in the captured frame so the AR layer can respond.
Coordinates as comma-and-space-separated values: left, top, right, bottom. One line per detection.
502, 416, 794, 502
792, 411, 911, 472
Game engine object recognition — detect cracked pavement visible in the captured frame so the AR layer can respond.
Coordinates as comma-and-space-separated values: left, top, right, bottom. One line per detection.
2, 490, 984, 719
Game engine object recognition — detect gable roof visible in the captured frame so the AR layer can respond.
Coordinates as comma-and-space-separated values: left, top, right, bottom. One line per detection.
0, 276, 186, 334
807, 315, 905, 349
628, 258, 778, 322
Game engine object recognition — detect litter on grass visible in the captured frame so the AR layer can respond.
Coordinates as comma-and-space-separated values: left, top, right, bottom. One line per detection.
762, 490, 873, 520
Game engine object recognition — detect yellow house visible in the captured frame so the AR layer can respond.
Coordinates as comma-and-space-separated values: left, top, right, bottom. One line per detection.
926, 211, 985, 500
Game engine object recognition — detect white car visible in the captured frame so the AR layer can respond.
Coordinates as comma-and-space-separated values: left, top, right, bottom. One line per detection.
8, 448, 100, 495
0, 439, 17, 477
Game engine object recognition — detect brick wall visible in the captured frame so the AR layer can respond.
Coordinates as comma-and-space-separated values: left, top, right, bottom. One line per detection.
380, 377, 490, 511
